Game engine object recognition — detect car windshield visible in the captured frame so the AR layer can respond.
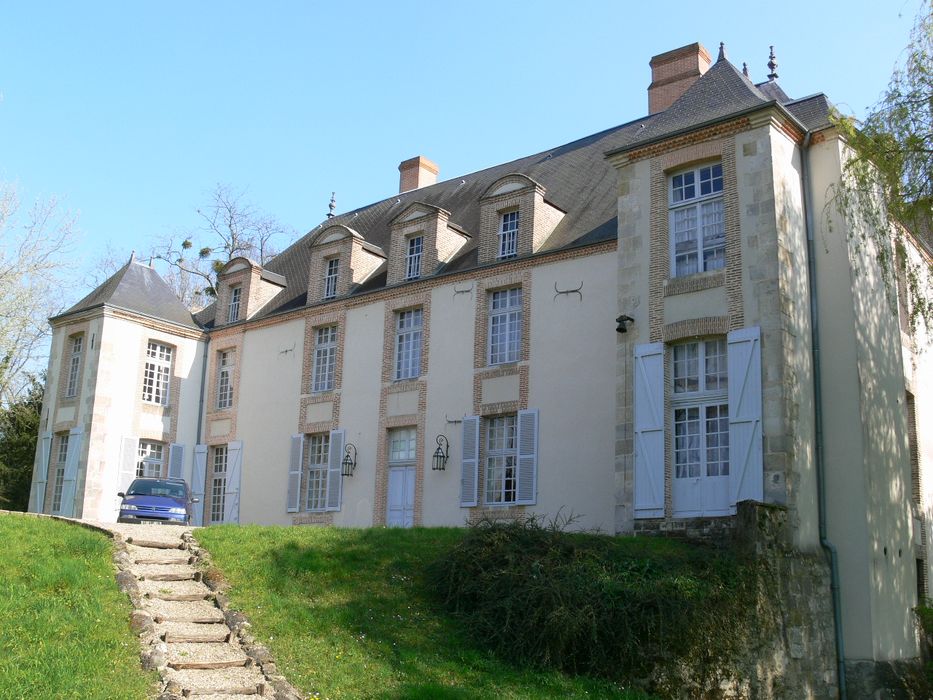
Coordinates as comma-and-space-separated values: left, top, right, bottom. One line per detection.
126, 479, 186, 499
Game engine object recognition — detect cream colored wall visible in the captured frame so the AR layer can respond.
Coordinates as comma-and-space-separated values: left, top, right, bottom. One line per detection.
809, 135, 918, 661
235, 318, 303, 526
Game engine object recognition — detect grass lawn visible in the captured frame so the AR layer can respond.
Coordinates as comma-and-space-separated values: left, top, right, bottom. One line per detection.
0, 514, 156, 699
197, 525, 646, 700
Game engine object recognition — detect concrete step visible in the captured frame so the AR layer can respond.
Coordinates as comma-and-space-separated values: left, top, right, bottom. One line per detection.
125, 537, 185, 549
172, 667, 266, 696
166, 642, 250, 670
158, 622, 231, 644
147, 599, 225, 624
135, 563, 200, 581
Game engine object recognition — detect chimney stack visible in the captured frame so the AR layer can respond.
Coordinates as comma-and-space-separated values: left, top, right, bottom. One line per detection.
398, 156, 439, 193
648, 42, 712, 114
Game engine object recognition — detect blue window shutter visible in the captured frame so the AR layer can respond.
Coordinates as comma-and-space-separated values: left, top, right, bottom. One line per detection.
515, 409, 538, 505
634, 343, 665, 518
287, 434, 304, 513
460, 416, 480, 507
728, 327, 763, 507
191, 445, 208, 525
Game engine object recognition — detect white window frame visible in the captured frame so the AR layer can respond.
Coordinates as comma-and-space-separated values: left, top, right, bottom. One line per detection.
210, 445, 228, 524
671, 339, 729, 481
65, 335, 83, 398
51, 433, 69, 514
137, 440, 165, 478
394, 308, 423, 380
323, 257, 339, 300
142, 341, 173, 405
488, 287, 522, 365
217, 350, 234, 409
669, 163, 725, 277
305, 433, 330, 512
312, 326, 338, 393
405, 235, 423, 280
485, 415, 517, 504
227, 286, 242, 323
497, 210, 519, 260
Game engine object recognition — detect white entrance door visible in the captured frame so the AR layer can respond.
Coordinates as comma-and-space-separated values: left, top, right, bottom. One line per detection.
387, 466, 415, 527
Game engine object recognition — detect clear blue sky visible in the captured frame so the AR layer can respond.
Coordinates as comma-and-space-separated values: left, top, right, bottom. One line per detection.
0, 0, 924, 300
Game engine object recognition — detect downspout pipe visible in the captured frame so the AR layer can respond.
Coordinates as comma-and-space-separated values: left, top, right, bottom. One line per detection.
195, 335, 209, 445
801, 131, 847, 698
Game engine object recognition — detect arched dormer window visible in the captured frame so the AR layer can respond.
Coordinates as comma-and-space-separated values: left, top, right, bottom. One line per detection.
478, 174, 564, 265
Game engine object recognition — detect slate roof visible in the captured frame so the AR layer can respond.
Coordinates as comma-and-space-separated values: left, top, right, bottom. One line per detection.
56, 258, 200, 330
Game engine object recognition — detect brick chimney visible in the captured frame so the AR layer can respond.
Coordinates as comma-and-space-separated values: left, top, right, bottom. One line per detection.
398, 156, 439, 193
648, 42, 712, 114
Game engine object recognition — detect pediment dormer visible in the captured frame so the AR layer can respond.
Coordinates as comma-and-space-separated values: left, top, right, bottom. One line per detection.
478, 174, 565, 264
387, 203, 470, 285
216, 256, 286, 325
308, 224, 385, 302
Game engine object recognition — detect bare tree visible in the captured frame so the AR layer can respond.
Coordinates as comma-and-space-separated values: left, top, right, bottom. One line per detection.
0, 184, 76, 406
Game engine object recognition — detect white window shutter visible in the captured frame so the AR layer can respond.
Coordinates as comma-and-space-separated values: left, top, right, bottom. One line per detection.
191, 445, 208, 525
168, 443, 185, 480
119, 437, 138, 494
225, 441, 243, 523
728, 327, 763, 506
460, 416, 480, 507
326, 429, 345, 512
30, 432, 53, 513
516, 409, 539, 505
287, 434, 304, 513
634, 343, 665, 518
59, 427, 84, 517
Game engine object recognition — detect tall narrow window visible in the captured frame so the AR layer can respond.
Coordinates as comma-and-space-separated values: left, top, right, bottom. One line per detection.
227, 286, 242, 323
312, 326, 338, 392
394, 308, 423, 380
217, 350, 234, 409
305, 433, 330, 512
498, 211, 519, 259
137, 440, 165, 478
51, 434, 69, 513
141, 342, 173, 405
65, 335, 83, 398
488, 287, 522, 365
485, 415, 517, 504
670, 163, 724, 277
323, 258, 339, 300
405, 235, 423, 280
210, 445, 228, 524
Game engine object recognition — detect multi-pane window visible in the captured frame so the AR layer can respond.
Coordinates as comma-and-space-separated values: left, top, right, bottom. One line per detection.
485, 415, 517, 504
672, 339, 729, 479
65, 335, 83, 398
323, 258, 339, 300
210, 445, 228, 524
488, 287, 522, 365
498, 211, 519, 259
389, 427, 417, 464
227, 286, 242, 323
394, 308, 423, 380
51, 434, 69, 513
141, 342, 173, 405
137, 440, 165, 478
405, 235, 423, 280
305, 433, 329, 512
312, 326, 338, 392
217, 350, 234, 409
670, 163, 724, 277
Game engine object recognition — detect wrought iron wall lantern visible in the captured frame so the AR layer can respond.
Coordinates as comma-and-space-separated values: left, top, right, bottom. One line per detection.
432, 434, 449, 471
616, 314, 634, 334
342, 443, 357, 477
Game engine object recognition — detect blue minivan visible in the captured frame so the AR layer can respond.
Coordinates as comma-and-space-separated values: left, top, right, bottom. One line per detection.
117, 478, 198, 525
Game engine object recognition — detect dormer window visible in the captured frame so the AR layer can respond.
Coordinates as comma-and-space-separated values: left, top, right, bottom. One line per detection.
227, 286, 241, 323
498, 211, 519, 259
405, 235, 423, 280
670, 163, 724, 277
323, 258, 339, 300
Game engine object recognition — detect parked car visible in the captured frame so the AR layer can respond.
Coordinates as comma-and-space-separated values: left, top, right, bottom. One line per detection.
117, 478, 198, 525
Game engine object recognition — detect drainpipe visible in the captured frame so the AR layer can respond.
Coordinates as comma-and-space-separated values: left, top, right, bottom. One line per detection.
195, 336, 209, 445
801, 131, 847, 698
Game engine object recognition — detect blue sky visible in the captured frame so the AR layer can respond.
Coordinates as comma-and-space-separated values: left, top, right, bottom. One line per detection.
0, 0, 924, 299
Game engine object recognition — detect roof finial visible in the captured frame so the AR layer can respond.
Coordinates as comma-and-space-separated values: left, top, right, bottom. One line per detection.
767, 45, 778, 81
327, 192, 336, 219
743, 62, 749, 78
717, 42, 727, 62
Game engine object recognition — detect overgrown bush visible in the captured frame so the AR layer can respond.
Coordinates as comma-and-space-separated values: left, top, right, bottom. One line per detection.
428, 515, 758, 682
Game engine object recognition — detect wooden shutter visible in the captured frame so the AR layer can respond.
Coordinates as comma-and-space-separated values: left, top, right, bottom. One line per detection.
326, 429, 345, 512
728, 327, 763, 506
119, 436, 139, 495
168, 443, 185, 480
225, 441, 243, 523
287, 434, 304, 513
515, 409, 538, 505
59, 427, 83, 517
30, 432, 53, 513
460, 416, 480, 507
634, 343, 665, 519
191, 445, 208, 525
